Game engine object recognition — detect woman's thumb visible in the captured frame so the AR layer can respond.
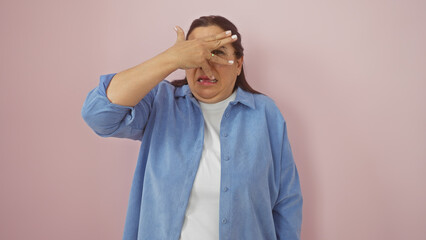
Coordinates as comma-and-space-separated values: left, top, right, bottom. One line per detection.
174, 26, 185, 42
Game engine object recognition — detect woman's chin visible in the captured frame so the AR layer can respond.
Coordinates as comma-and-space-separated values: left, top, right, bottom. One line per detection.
193, 91, 221, 103
190, 86, 215, 99
195, 95, 218, 103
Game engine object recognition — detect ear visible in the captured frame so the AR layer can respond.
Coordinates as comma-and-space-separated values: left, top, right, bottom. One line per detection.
236, 56, 244, 76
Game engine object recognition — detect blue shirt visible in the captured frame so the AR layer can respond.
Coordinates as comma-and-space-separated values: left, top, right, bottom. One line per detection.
81, 73, 303, 240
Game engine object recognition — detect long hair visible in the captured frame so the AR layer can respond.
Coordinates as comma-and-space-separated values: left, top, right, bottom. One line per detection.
171, 15, 261, 94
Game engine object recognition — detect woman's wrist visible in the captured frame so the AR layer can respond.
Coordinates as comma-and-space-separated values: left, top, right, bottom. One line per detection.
159, 47, 182, 71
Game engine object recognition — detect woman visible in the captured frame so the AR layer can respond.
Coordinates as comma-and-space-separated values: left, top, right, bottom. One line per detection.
82, 15, 302, 240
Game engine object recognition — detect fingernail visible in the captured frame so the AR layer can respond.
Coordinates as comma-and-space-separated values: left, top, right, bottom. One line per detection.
174, 26, 178, 31
228, 60, 234, 64
225, 30, 232, 35
231, 34, 238, 40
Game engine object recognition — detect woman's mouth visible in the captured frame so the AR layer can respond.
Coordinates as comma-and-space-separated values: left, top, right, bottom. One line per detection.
197, 76, 217, 85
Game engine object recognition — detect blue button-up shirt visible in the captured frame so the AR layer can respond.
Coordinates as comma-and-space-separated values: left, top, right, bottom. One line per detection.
82, 73, 303, 240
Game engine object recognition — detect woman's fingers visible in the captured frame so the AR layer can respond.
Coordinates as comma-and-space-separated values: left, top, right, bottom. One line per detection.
209, 55, 234, 66
204, 31, 238, 50
203, 30, 232, 42
174, 26, 185, 43
170, 27, 236, 70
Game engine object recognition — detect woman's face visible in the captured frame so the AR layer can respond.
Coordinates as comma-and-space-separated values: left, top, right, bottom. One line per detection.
186, 25, 243, 103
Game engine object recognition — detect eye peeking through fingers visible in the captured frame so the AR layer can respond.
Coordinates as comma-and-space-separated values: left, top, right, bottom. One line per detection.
211, 49, 226, 57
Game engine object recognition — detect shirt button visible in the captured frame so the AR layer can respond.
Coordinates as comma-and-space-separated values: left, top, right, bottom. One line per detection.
221, 133, 228, 137
224, 156, 230, 161
225, 112, 230, 118
223, 187, 229, 192
222, 218, 228, 224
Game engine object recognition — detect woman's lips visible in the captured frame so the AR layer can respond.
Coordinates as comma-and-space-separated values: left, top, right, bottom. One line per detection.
197, 75, 217, 85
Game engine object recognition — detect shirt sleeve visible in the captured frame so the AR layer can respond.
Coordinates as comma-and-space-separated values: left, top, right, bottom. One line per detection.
272, 121, 303, 240
81, 73, 158, 140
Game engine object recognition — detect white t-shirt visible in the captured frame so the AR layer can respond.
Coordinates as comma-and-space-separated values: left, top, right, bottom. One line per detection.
179, 91, 237, 240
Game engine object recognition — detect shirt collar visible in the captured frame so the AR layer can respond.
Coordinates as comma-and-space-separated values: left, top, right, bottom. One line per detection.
174, 84, 255, 109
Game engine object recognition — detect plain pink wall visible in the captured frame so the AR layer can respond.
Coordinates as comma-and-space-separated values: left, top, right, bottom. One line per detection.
1, 0, 425, 239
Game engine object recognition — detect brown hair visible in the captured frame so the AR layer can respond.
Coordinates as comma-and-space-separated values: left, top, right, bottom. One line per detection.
171, 15, 261, 94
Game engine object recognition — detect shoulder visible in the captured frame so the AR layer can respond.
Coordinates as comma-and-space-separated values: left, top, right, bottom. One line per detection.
252, 93, 286, 123
155, 80, 174, 92
155, 80, 190, 98
253, 93, 278, 109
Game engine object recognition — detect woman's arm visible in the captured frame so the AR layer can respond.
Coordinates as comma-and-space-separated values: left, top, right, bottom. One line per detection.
106, 51, 177, 107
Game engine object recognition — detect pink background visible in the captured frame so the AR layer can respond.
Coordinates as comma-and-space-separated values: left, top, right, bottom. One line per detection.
1, 0, 425, 239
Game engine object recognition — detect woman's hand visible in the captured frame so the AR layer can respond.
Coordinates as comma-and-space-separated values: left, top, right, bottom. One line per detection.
166, 26, 237, 79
